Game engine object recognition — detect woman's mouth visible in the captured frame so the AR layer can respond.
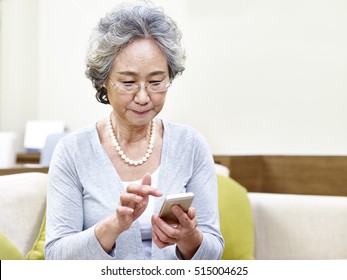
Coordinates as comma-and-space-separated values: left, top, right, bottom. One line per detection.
132, 109, 150, 116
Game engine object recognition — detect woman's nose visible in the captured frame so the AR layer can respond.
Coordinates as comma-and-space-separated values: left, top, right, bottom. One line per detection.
134, 85, 150, 104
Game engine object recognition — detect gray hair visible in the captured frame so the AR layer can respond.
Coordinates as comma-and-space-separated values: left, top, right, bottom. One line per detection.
85, 1, 186, 104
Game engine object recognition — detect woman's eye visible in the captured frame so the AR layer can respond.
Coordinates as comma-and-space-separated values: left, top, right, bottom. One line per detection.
150, 81, 162, 85
122, 82, 135, 87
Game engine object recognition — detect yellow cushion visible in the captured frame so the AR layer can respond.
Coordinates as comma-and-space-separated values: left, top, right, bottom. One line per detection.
0, 231, 25, 260
217, 174, 255, 259
26, 213, 46, 260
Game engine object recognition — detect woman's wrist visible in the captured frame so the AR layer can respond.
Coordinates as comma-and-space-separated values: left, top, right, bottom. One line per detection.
176, 228, 203, 259
95, 215, 122, 253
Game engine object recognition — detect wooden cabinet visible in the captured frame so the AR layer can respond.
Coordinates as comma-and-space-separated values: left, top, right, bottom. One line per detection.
16, 152, 41, 164
214, 155, 347, 196
0, 152, 47, 175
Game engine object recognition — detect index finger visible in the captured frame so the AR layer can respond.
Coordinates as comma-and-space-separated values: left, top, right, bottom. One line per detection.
139, 185, 162, 197
126, 183, 162, 197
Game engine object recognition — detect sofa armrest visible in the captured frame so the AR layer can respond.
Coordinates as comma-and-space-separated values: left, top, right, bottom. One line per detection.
248, 192, 347, 259
0, 172, 47, 255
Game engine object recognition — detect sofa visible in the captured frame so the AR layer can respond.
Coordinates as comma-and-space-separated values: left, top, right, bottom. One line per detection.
1, 172, 347, 260
0, 172, 47, 260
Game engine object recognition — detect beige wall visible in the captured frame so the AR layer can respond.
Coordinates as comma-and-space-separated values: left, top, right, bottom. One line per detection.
1, 0, 346, 154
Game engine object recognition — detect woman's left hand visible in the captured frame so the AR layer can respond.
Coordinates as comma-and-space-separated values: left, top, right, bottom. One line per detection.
151, 206, 203, 259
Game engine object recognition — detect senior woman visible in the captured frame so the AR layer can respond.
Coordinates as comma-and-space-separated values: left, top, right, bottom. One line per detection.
45, 1, 224, 260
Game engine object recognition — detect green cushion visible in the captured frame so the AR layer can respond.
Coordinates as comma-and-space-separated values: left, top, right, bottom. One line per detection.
0, 231, 25, 260
217, 174, 255, 260
26, 213, 46, 260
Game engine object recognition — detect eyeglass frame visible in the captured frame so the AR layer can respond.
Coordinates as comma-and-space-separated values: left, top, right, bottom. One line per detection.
109, 79, 172, 95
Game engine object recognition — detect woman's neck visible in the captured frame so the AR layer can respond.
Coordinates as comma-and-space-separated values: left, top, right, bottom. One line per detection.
111, 115, 152, 145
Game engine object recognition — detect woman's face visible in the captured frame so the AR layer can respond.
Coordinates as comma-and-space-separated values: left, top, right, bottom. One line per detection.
106, 38, 170, 127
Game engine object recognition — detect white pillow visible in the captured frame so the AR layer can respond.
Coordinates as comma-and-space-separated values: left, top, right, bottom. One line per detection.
215, 163, 230, 177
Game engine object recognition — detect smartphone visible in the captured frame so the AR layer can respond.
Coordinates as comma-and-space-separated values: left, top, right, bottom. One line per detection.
158, 192, 194, 223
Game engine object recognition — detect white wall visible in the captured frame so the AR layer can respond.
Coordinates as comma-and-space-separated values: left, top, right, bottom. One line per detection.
1, 0, 346, 155
0, 0, 39, 149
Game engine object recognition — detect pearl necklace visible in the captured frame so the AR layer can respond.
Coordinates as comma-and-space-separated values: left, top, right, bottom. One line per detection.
107, 113, 156, 166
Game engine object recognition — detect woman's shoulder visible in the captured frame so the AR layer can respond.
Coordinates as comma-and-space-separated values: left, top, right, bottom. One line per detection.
64, 123, 96, 139
57, 123, 98, 150
162, 119, 200, 135
161, 119, 207, 145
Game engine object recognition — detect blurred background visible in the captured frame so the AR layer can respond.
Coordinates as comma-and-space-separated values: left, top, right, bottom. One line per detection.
0, 0, 346, 155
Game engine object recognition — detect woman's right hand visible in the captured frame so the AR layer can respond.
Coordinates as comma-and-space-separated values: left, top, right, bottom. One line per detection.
115, 173, 162, 231
95, 173, 162, 253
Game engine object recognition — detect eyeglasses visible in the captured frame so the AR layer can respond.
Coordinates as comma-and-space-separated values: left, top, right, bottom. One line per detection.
109, 80, 172, 95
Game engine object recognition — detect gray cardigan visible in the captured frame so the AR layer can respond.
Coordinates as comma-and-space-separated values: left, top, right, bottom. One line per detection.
45, 119, 224, 260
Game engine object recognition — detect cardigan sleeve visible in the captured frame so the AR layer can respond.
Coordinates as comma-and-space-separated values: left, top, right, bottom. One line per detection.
183, 129, 224, 259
